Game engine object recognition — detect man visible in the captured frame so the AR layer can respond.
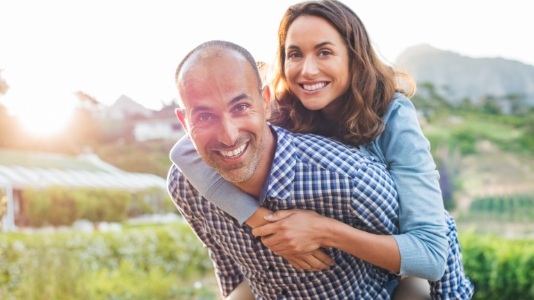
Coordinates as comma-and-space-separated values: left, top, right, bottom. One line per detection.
167, 40, 401, 299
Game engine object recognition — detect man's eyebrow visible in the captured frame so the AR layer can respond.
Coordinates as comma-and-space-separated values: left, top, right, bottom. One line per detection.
229, 93, 253, 105
190, 105, 211, 115
189, 93, 253, 114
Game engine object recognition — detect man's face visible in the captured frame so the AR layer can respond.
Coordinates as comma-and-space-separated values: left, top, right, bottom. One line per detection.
176, 50, 271, 185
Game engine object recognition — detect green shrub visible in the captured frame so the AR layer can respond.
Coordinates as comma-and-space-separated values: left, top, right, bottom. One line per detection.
20, 187, 173, 227
3, 223, 533, 300
0, 222, 216, 300
128, 187, 176, 217
461, 232, 534, 300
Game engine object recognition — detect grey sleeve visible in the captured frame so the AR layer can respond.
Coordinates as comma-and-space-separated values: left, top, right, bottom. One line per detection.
169, 135, 259, 224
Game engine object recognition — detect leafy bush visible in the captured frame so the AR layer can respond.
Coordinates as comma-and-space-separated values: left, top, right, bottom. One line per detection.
461, 232, 534, 300
19, 186, 174, 227
2, 223, 534, 299
0, 222, 216, 300
128, 187, 176, 217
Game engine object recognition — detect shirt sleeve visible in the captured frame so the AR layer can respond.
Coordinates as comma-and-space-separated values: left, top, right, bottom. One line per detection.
374, 96, 448, 280
166, 165, 245, 296
169, 135, 259, 224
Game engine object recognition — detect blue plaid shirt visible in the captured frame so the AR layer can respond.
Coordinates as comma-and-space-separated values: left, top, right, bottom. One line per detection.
168, 125, 401, 299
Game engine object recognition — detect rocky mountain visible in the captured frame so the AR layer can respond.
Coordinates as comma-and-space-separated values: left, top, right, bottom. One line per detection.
394, 44, 534, 110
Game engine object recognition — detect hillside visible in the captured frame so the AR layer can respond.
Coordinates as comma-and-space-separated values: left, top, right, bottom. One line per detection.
395, 44, 534, 109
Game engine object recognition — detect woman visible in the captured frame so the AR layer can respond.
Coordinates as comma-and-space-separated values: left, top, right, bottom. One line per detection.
171, 0, 473, 298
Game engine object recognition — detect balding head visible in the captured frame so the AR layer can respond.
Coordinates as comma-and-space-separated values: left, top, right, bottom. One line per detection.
175, 40, 263, 108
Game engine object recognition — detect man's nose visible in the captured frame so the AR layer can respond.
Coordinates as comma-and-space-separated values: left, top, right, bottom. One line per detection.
217, 116, 239, 146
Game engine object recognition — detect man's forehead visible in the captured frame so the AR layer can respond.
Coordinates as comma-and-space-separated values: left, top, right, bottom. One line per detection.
179, 53, 257, 97
179, 48, 241, 78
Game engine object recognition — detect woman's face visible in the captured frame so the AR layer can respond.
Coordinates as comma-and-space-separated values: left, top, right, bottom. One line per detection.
283, 15, 350, 118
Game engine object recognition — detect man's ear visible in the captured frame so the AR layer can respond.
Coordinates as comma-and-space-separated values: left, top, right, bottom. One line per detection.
175, 108, 189, 133
262, 85, 271, 116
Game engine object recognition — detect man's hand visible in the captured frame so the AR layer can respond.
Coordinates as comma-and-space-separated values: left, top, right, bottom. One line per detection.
282, 249, 334, 271
251, 209, 334, 270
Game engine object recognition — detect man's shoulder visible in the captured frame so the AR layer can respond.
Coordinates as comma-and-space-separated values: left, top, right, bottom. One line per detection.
166, 163, 191, 194
274, 126, 364, 156
272, 125, 381, 173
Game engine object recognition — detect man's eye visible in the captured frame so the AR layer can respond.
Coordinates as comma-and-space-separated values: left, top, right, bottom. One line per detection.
234, 104, 249, 112
197, 114, 214, 122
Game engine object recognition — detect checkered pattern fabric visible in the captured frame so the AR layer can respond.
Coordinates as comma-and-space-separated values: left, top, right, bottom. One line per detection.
429, 211, 475, 299
168, 126, 399, 299
168, 125, 473, 299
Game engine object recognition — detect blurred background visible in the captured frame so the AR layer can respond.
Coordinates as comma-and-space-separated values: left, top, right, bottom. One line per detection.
1, 1, 533, 299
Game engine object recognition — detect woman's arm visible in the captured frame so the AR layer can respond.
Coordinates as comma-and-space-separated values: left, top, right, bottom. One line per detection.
370, 95, 448, 280
252, 209, 401, 273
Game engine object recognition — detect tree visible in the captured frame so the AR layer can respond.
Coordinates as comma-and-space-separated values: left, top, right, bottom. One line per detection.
480, 95, 502, 115
502, 93, 526, 115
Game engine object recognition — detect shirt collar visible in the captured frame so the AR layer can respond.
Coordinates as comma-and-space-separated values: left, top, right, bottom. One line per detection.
259, 125, 295, 202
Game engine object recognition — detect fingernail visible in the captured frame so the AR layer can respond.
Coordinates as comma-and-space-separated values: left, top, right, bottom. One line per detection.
264, 214, 273, 219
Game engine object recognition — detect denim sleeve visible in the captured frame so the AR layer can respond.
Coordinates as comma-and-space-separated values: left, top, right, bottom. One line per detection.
373, 96, 448, 280
169, 135, 259, 224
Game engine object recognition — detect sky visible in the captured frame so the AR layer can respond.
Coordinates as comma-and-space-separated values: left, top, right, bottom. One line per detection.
0, 0, 532, 135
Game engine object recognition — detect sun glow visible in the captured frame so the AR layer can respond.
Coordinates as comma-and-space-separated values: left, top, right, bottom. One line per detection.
13, 96, 77, 137
17, 107, 74, 137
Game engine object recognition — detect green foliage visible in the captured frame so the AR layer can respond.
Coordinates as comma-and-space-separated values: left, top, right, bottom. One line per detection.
128, 187, 176, 217
461, 193, 534, 222
94, 140, 176, 179
450, 129, 477, 155
3, 224, 534, 299
75, 189, 131, 223
20, 187, 173, 227
0, 222, 216, 300
460, 232, 534, 300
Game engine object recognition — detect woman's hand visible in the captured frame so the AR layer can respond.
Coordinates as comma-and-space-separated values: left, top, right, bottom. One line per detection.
251, 209, 334, 270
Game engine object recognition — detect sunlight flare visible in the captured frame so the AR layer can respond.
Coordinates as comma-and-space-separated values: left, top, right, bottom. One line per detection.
13, 95, 76, 137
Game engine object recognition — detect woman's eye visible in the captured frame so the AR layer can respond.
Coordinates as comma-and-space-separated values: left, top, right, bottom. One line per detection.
287, 51, 302, 59
318, 49, 332, 57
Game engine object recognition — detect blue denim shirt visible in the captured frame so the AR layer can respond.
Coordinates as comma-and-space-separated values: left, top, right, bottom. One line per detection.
363, 93, 448, 279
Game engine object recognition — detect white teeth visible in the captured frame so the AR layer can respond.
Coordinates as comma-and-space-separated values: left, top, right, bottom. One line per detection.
219, 144, 246, 158
302, 82, 326, 91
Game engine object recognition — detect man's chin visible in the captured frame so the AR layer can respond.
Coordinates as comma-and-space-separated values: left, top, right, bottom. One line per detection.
215, 167, 251, 184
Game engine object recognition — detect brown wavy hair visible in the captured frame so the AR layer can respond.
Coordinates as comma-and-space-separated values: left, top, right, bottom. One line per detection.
268, 0, 415, 146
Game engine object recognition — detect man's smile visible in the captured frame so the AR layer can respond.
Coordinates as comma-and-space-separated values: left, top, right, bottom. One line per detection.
217, 143, 248, 158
